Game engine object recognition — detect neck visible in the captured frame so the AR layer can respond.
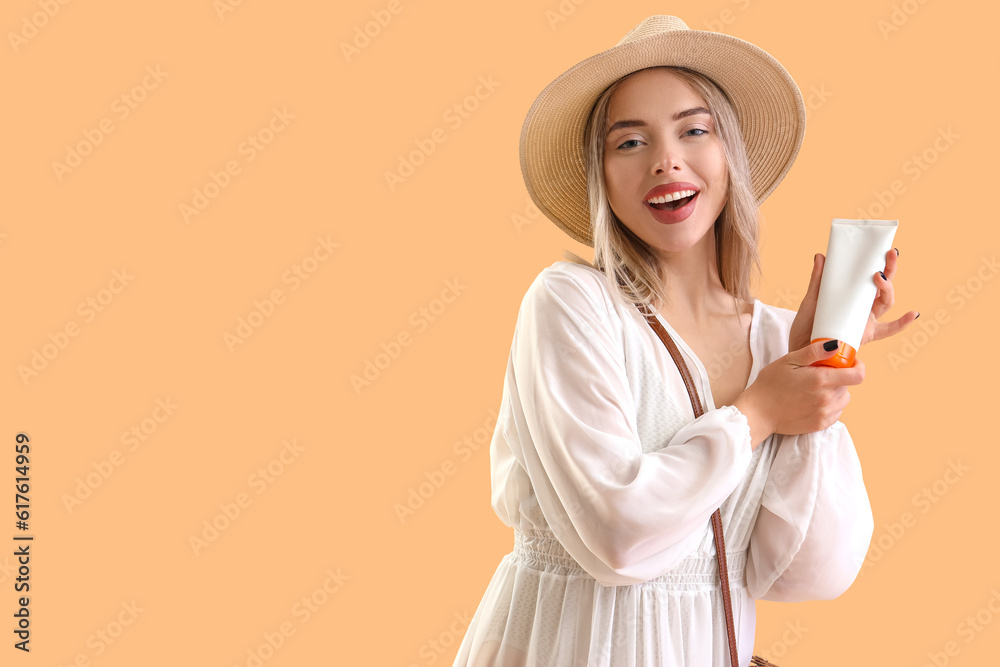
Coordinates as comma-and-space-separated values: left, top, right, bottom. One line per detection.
654, 226, 738, 324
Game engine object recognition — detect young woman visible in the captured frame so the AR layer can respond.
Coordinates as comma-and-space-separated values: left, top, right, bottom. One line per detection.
453, 15, 917, 666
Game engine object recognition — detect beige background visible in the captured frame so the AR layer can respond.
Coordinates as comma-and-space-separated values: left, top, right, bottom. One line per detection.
2, 0, 997, 664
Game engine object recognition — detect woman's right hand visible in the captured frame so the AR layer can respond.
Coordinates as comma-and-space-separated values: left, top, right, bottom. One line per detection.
731, 339, 866, 449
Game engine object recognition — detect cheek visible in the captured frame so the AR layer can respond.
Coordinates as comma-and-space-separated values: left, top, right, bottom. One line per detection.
708, 147, 728, 188
603, 159, 635, 207
602, 163, 621, 204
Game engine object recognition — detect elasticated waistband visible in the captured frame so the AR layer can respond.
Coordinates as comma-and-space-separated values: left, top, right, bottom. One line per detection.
513, 527, 746, 591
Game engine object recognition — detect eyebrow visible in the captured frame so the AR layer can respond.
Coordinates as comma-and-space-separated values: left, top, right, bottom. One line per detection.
606, 107, 712, 135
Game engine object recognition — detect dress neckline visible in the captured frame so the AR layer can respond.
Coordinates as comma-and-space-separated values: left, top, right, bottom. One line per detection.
652, 299, 762, 412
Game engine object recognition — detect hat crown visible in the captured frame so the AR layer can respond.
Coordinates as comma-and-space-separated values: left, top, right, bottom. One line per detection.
615, 15, 690, 47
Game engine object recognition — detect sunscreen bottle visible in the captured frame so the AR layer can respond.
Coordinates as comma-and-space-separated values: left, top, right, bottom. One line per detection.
811, 219, 899, 368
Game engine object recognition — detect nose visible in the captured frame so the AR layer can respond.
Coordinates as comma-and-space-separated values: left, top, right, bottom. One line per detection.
651, 140, 683, 175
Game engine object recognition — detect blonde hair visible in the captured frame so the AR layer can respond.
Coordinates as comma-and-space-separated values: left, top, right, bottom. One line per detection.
566, 66, 761, 316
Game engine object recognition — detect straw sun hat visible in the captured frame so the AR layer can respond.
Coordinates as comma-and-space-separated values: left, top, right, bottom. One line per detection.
519, 15, 806, 247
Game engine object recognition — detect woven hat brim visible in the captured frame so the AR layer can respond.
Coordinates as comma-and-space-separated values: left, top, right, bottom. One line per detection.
519, 27, 806, 247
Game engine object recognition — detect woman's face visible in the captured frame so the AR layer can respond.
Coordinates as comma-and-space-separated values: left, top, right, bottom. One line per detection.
602, 68, 729, 256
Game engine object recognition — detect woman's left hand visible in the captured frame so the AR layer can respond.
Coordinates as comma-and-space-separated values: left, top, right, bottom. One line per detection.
787, 249, 919, 353
858, 247, 919, 346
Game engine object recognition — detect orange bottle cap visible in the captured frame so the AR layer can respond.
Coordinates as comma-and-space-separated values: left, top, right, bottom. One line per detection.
810, 338, 857, 368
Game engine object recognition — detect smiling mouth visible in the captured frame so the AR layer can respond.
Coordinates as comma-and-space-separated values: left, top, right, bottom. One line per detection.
647, 193, 697, 211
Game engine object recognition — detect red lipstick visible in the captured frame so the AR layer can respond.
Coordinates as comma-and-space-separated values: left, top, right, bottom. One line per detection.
643, 182, 700, 225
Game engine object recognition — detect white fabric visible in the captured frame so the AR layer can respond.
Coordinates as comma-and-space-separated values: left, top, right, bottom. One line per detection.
452, 261, 874, 667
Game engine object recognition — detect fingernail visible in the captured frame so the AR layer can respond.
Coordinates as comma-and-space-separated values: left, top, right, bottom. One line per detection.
915, 312, 920, 319
894, 248, 900, 257
823, 339, 839, 351
879, 271, 886, 280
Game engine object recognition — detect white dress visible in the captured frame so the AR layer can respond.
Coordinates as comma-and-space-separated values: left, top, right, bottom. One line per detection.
452, 260, 875, 667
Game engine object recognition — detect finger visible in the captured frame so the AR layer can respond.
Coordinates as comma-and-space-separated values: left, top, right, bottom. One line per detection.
872, 269, 895, 314
797, 254, 824, 319
831, 385, 852, 410
845, 356, 865, 385
867, 272, 892, 322
871, 310, 920, 342
823, 358, 866, 389
808, 253, 825, 296
792, 255, 823, 330
834, 388, 851, 418
795, 337, 841, 366
884, 247, 899, 280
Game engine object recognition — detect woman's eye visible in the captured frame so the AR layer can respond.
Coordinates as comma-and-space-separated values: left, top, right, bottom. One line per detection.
614, 129, 706, 150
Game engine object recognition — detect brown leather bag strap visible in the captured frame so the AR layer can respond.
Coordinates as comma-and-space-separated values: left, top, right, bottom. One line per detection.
640, 304, 705, 420
637, 303, 741, 667
711, 506, 740, 667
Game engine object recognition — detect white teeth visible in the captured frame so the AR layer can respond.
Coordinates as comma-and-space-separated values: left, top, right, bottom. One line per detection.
646, 189, 697, 204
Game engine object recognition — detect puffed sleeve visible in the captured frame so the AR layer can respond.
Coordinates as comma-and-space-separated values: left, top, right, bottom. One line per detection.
499, 266, 754, 586
746, 421, 874, 602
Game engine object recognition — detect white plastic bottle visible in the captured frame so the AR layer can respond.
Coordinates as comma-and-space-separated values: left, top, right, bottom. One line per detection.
811, 219, 899, 367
